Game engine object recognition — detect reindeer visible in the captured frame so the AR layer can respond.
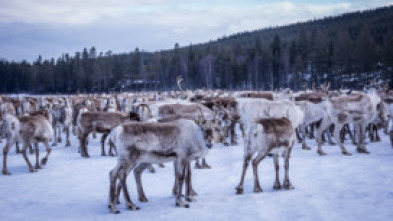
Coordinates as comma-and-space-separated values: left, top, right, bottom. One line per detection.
51, 99, 73, 147
77, 111, 140, 157
316, 89, 387, 155
2, 110, 53, 175
157, 103, 226, 168
108, 119, 208, 213
235, 117, 296, 194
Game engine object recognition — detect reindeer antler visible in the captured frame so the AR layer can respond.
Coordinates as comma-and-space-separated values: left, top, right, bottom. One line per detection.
176, 75, 184, 92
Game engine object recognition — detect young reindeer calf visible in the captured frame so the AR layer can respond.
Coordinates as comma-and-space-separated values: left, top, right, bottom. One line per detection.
236, 117, 296, 194
108, 119, 208, 214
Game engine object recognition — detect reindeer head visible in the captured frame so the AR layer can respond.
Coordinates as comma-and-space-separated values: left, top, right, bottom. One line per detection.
195, 113, 226, 149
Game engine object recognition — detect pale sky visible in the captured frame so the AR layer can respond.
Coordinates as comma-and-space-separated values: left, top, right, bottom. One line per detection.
0, 0, 392, 62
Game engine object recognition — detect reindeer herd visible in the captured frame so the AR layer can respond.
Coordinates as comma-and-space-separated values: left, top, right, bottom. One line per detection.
1, 82, 393, 214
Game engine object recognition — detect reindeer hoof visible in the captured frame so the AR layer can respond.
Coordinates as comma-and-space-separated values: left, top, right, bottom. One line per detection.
109, 205, 120, 214
35, 165, 42, 169
356, 148, 370, 154
195, 164, 202, 169
139, 197, 148, 202
342, 151, 352, 156
186, 196, 197, 202
176, 201, 189, 208
317, 150, 327, 156
158, 163, 165, 168
273, 182, 282, 190
148, 167, 156, 173
235, 187, 244, 195
52, 143, 57, 147
41, 158, 48, 166
202, 164, 211, 169
302, 145, 311, 150
189, 189, 198, 196
254, 187, 263, 193
283, 182, 294, 189
65, 141, 71, 147
2, 169, 11, 175
224, 142, 230, 147
127, 204, 139, 211
29, 167, 37, 173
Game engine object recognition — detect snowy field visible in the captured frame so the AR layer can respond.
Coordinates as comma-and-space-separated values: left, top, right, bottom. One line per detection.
1, 129, 393, 221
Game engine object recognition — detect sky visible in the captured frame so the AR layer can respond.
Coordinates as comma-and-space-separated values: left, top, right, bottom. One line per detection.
0, 0, 392, 62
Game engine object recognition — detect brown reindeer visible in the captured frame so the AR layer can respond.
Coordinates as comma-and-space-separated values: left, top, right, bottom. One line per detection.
235, 117, 296, 194
77, 111, 140, 157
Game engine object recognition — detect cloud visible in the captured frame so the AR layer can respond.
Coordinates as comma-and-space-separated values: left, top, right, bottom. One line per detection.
0, 0, 392, 61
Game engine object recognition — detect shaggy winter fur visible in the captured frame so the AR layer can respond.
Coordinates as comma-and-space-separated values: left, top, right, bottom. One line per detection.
316, 90, 387, 155
52, 101, 73, 147
77, 111, 140, 157
108, 119, 208, 213
2, 112, 53, 175
237, 98, 304, 156
235, 117, 296, 194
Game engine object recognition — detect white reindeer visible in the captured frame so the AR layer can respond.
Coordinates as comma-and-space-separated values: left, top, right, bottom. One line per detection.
108, 119, 208, 213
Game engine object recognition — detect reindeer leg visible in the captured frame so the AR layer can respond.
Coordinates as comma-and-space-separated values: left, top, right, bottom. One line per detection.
184, 162, 197, 202
194, 158, 202, 169
52, 126, 58, 146
333, 124, 351, 156
235, 154, 252, 194
172, 161, 179, 196
21, 142, 36, 173
101, 133, 108, 156
57, 127, 62, 143
272, 154, 281, 189
65, 127, 71, 147
41, 141, 52, 166
201, 158, 211, 169
120, 164, 139, 211
327, 125, 336, 145
316, 118, 331, 156
175, 160, 189, 208
283, 144, 294, 189
29, 144, 34, 155
15, 142, 21, 154
300, 124, 311, 150
295, 128, 302, 143
186, 162, 198, 198
357, 123, 370, 154
230, 122, 238, 145
375, 125, 381, 142
252, 152, 268, 193
2, 142, 13, 175
34, 143, 42, 169
134, 163, 150, 202
79, 133, 89, 158
109, 168, 120, 214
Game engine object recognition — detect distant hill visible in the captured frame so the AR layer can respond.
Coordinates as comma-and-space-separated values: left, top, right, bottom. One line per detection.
1, 5, 392, 93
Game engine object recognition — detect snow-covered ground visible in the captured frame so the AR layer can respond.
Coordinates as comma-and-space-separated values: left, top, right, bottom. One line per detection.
1, 129, 393, 221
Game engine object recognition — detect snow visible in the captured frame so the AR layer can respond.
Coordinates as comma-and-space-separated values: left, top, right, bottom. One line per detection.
1, 129, 393, 221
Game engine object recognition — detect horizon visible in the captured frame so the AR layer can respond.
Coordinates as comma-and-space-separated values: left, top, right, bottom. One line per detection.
1, 0, 392, 62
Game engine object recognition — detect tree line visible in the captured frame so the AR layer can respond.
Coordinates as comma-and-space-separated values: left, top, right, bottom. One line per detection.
1, 6, 392, 94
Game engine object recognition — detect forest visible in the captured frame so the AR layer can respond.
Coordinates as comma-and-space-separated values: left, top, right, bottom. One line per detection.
0, 5, 392, 93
